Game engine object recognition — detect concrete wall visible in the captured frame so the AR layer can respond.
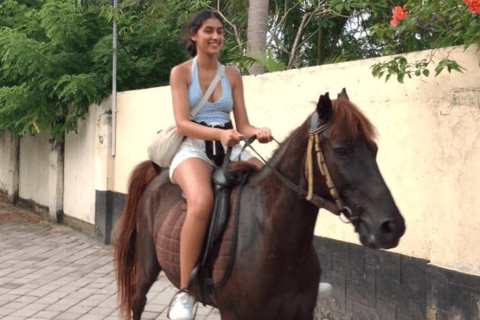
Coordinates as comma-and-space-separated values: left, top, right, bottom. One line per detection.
109, 45, 480, 276
64, 104, 97, 224
114, 86, 173, 194
1, 45, 478, 280
0, 131, 19, 200
0, 134, 11, 193
311, 47, 480, 275
18, 131, 51, 207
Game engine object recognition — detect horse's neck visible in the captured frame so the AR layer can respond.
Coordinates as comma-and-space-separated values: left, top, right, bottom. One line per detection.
267, 124, 309, 184
254, 124, 320, 252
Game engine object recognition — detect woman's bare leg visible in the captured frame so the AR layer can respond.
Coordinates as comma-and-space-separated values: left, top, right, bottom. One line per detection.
173, 158, 214, 289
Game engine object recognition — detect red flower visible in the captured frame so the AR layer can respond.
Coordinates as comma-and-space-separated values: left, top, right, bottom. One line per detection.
464, 0, 480, 13
390, 6, 408, 26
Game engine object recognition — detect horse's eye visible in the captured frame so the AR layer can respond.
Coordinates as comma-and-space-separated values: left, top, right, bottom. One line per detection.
334, 148, 348, 158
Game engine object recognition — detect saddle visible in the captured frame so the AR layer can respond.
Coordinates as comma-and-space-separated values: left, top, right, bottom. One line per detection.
155, 140, 258, 305
189, 147, 253, 305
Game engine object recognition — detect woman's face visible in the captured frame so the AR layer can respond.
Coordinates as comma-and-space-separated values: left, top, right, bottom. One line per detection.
191, 17, 224, 56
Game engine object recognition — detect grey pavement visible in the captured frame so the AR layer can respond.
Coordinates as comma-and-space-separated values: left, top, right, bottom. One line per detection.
0, 201, 220, 320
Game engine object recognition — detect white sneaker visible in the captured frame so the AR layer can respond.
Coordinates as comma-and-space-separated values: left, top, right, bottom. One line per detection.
318, 282, 333, 298
168, 291, 195, 320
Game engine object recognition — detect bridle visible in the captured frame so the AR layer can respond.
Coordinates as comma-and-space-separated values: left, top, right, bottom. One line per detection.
242, 112, 360, 226
304, 112, 359, 225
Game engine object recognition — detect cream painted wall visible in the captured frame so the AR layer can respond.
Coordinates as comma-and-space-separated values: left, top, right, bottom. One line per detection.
311, 46, 480, 275
18, 131, 51, 206
0, 132, 15, 195
64, 104, 97, 224
111, 45, 480, 275
114, 86, 173, 193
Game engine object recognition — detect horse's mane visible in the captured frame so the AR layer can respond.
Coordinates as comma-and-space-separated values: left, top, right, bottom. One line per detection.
329, 98, 377, 145
268, 97, 377, 164
228, 161, 259, 173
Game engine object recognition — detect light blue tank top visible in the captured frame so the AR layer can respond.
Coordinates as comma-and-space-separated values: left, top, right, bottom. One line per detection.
188, 56, 233, 125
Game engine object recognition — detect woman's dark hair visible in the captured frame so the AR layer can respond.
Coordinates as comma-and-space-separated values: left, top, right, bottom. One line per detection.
183, 9, 224, 57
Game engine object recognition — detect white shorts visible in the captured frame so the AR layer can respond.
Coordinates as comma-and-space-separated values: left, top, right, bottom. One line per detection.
169, 137, 254, 184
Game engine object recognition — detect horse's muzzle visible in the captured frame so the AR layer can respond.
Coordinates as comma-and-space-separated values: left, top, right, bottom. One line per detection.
357, 215, 405, 249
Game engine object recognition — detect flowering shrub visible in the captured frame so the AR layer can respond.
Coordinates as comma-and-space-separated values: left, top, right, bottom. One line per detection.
390, 6, 408, 26
464, 0, 480, 13
371, 0, 480, 83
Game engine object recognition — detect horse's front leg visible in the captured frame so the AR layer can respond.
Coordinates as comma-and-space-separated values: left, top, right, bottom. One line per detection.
292, 290, 317, 320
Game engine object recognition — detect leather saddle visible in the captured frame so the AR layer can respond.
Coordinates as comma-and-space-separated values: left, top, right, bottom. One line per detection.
188, 147, 254, 305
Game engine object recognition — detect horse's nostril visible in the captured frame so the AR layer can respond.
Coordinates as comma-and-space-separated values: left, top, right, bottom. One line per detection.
380, 220, 396, 235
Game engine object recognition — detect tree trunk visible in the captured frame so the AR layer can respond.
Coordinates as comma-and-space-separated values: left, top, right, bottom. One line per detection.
247, 0, 269, 75
316, 28, 323, 65
48, 139, 64, 222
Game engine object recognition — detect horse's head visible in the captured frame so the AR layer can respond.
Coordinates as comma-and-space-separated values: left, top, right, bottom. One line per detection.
312, 89, 405, 249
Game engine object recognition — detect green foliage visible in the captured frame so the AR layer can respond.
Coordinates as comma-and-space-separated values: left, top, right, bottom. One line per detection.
265, 0, 409, 69
371, 54, 466, 83
0, 0, 204, 139
370, 0, 480, 82
231, 48, 286, 73
0, 0, 111, 139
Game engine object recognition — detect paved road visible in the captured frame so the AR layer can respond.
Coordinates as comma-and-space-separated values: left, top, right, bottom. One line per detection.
0, 201, 219, 320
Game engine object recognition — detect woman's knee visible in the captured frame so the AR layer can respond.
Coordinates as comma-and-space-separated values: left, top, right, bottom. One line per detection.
185, 191, 214, 222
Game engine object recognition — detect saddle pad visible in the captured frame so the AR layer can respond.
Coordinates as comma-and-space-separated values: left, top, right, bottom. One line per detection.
156, 201, 186, 279
155, 192, 237, 286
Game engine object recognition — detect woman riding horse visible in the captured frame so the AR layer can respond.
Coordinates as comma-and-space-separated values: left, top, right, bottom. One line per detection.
113, 10, 406, 320
168, 9, 271, 319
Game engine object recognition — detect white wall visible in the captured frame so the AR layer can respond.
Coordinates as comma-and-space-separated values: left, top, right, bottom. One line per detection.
64, 105, 97, 224
110, 45, 480, 275
2, 45, 478, 276
114, 86, 174, 193
0, 132, 12, 194
18, 131, 51, 206
310, 47, 480, 275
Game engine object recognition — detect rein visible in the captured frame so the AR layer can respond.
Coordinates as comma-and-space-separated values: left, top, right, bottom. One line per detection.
242, 114, 358, 225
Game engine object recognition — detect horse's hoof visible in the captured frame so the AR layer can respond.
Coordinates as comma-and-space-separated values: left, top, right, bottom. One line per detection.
318, 282, 332, 298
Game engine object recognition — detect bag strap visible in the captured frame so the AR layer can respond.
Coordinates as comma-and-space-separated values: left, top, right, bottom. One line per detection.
190, 61, 225, 119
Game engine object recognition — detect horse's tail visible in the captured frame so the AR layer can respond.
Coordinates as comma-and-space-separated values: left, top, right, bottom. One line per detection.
113, 160, 159, 320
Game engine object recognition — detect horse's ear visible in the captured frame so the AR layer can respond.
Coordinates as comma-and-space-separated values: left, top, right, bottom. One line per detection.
337, 88, 349, 100
317, 92, 332, 121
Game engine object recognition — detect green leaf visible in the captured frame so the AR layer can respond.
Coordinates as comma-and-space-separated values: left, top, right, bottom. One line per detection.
435, 65, 444, 77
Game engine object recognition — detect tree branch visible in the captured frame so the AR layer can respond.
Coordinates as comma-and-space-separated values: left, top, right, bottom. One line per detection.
326, 16, 349, 62
215, 3, 243, 50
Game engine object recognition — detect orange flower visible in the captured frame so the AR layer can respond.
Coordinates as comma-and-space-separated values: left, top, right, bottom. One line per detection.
390, 6, 408, 26
464, 0, 480, 13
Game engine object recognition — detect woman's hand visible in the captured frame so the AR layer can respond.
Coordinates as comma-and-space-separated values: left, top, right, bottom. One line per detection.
219, 129, 243, 147
254, 128, 272, 143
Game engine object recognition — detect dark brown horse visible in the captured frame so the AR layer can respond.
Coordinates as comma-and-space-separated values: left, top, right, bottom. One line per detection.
113, 89, 405, 320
